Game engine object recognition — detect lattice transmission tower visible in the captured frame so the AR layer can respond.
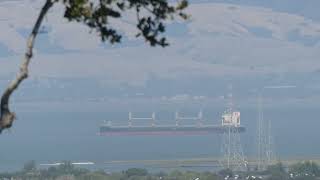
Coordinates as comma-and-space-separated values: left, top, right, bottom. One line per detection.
220, 85, 247, 171
257, 94, 275, 171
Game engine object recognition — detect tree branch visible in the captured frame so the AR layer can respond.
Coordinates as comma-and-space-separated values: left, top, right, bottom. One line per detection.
0, 0, 54, 133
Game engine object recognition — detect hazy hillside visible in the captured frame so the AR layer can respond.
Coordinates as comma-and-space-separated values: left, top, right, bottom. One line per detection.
0, 1, 320, 105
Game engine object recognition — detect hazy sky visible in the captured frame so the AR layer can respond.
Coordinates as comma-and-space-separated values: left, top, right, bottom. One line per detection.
1, 0, 320, 102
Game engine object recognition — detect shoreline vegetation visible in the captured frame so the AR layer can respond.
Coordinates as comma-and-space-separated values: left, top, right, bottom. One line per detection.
1, 160, 320, 180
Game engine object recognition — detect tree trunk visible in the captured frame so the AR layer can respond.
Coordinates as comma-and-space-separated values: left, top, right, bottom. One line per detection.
0, 0, 54, 133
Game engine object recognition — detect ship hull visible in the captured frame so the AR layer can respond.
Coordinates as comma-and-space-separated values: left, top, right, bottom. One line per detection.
99, 125, 245, 136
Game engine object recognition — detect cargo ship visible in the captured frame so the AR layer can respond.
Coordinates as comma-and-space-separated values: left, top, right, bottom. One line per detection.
99, 111, 245, 136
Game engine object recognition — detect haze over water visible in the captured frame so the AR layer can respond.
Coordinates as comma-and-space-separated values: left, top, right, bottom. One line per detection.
0, 104, 319, 172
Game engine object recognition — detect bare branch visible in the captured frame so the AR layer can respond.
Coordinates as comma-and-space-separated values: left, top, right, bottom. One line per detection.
0, 0, 55, 133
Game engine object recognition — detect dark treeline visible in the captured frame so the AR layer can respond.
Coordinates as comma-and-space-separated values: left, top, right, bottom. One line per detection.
1, 160, 320, 180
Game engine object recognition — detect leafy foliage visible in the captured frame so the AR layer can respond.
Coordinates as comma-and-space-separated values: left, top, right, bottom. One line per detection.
218, 168, 233, 177
0, 163, 223, 180
124, 168, 148, 177
61, 0, 189, 46
5, 161, 320, 180
289, 161, 320, 180
23, 160, 37, 172
266, 162, 288, 180
266, 162, 286, 175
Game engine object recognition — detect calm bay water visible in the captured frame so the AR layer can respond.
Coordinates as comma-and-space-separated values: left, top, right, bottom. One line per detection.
0, 106, 319, 171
